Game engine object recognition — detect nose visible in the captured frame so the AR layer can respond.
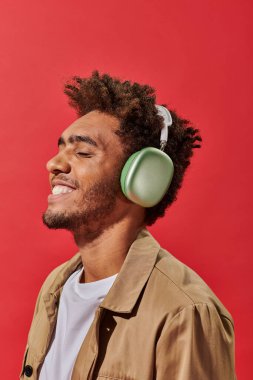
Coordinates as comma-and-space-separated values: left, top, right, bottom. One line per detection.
46, 152, 71, 174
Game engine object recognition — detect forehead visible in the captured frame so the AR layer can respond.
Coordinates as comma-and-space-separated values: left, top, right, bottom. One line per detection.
61, 110, 121, 148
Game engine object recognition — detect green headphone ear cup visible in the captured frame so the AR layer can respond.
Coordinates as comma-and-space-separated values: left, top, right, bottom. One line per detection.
120, 151, 140, 197
120, 147, 174, 208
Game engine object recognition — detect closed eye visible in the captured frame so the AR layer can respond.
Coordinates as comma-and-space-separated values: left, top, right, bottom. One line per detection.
76, 152, 93, 157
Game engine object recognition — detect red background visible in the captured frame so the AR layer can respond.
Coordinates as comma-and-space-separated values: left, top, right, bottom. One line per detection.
0, 1, 252, 378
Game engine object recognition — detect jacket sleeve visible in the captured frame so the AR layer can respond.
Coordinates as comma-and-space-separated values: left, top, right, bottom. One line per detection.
155, 303, 236, 380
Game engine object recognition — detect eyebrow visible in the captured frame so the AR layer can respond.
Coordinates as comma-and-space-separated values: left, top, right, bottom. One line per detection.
57, 134, 98, 148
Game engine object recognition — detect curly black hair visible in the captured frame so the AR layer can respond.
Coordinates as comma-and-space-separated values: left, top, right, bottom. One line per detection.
64, 70, 202, 226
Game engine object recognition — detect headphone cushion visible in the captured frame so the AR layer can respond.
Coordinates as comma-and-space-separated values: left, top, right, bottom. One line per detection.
120, 147, 174, 207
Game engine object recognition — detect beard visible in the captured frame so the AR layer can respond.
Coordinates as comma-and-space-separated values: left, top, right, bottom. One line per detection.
42, 173, 120, 232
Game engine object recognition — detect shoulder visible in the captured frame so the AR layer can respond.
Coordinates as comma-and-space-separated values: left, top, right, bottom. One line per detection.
36, 253, 82, 298
29, 253, 82, 321
152, 255, 236, 379
148, 248, 233, 325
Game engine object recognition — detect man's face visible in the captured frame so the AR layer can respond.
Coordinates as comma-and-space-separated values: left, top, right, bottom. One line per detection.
43, 111, 126, 232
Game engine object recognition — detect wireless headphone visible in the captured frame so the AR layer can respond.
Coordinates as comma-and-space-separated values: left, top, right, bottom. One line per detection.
120, 105, 174, 207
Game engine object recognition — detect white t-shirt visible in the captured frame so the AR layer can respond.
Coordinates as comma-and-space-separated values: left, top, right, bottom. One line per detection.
39, 267, 118, 380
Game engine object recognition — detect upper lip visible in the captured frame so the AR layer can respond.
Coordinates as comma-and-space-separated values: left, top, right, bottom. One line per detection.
51, 179, 77, 190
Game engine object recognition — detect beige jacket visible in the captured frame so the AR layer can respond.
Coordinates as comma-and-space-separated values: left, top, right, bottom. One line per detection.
20, 228, 236, 379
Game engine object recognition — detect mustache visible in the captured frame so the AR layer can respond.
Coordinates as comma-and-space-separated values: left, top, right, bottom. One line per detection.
52, 174, 80, 189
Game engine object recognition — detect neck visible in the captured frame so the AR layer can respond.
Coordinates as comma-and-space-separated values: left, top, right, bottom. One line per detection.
73, 213, 145, 283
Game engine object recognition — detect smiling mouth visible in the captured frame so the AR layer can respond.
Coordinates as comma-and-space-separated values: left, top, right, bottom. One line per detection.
48, 185, 76, 203
52, 185, 75, 195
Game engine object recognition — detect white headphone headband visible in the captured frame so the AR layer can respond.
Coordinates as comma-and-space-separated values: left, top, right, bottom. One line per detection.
155, 105, 173, 151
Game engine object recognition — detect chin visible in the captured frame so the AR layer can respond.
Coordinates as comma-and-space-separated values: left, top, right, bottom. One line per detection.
42, 210, 75, 230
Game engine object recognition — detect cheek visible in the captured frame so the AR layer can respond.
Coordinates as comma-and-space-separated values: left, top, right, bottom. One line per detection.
73, 154, 124, 190
75, 161, 109, 184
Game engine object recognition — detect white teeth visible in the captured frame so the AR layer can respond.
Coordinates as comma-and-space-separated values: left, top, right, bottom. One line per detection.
52, 185, 74, 195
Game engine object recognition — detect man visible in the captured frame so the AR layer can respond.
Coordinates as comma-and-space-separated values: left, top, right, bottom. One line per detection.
20, 71, 236, 379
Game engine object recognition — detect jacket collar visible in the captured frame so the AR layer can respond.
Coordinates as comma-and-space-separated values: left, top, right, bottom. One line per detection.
44, 227, 160, 315
100, 228, 160, 313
